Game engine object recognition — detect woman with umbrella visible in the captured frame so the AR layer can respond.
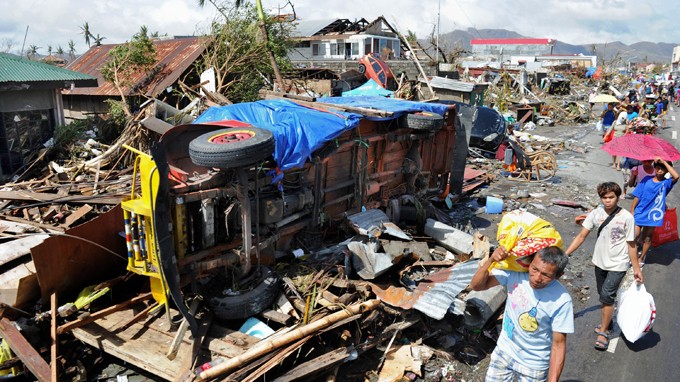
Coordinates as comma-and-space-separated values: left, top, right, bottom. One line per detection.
630, 157, 679, 265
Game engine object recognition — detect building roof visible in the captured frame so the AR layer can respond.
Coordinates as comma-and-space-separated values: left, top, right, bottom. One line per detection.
470, 38, 555, 45
0, 52, 97, 91
291, 16, 395, 39
62, 37, 206, 97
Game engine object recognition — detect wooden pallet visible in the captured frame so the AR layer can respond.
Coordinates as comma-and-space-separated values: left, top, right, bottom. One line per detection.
71, 303, 260, 380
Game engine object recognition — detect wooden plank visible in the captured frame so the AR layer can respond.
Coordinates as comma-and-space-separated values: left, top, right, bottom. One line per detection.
0, 262, 39, 308
71, 306, 192, 381
57, 292, 152, 335
70, 305, 252, 381
0, 191, 123, 205
0, 220, 48, 234
61, 204, 93, 228
0, 318, 51, 382
50, 293, 58, 382
0, 235, 49, 268
259, 309, 294, 326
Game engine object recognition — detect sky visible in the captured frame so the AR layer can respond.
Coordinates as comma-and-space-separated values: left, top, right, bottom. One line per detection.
1, 0, 678, 56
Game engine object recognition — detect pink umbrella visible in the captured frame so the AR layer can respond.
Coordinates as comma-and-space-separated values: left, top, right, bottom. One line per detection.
601, 134, 680, 161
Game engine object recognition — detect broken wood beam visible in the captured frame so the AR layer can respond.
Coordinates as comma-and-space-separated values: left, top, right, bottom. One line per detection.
259, 93, 394, 119
56, 292, 152, 335
166, 298, 200, 360
259, 309, 294, 326
259, 89, 316, 102
0, 191, 123, 206
197, 299, 381, 380
50, 293, 58, 382
272, 347, 357, 382
0, 318, 51, 382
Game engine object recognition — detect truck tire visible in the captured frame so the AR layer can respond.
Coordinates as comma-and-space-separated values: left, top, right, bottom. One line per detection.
208, 265, 280, 321
189, 127, 275, 168
401, 112, 444, 131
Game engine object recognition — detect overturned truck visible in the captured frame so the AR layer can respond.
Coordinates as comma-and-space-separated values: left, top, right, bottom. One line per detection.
117, 96, 463, 378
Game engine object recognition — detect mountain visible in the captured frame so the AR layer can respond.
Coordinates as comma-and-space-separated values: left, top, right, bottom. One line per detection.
431, 28, 675, 64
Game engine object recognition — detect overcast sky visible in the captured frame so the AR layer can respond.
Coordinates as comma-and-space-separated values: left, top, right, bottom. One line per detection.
1, 0, 678, 56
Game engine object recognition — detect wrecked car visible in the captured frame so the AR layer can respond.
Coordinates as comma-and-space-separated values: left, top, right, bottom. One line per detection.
357, 53, 396, 90
122, 96, 459, 329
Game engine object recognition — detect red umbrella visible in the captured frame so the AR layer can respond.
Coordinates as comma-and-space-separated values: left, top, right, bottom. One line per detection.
601, 134, 680, 161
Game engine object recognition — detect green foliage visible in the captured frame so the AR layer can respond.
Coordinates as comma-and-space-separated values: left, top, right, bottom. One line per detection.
101, 27, 156, 87
101, 27, 156, 117
195, 2, 292, 102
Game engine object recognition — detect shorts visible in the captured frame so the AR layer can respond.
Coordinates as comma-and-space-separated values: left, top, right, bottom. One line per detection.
485, 347, 548, 382
594, 267, 627, 305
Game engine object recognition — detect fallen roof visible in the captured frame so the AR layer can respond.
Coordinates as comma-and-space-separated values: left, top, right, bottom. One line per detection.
62, 37, 206, 98
0, 52, 97, 91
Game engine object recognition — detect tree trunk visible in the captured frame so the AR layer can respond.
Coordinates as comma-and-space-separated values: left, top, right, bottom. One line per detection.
255, 0, 284, 91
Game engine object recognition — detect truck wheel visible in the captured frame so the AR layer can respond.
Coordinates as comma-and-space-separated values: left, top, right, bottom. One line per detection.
208, 265, 280, 321
189, 127, 275, 168
401, 112, 444, 131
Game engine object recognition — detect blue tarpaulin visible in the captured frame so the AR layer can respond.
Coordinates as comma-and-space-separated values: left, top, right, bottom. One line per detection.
193, 100, 362, 170
319, 96, 451, 121
342, 79, 394, 97
193, 97, 452, 170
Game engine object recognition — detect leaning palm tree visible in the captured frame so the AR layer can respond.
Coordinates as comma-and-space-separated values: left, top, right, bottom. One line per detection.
197, 0, 284, 91
80, 22, 92, 47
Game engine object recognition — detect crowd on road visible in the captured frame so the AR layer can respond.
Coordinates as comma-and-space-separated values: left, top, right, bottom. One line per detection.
468, 76, 679, 382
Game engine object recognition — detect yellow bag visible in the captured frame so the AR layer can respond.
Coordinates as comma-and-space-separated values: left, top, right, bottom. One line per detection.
493, 210, 563, 272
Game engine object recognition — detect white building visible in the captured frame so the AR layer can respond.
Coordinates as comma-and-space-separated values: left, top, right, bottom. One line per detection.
288, 17, 402, 61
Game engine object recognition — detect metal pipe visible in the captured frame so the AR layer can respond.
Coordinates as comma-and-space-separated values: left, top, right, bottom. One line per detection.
236, 168, 252, 276
123, 209, 133, 268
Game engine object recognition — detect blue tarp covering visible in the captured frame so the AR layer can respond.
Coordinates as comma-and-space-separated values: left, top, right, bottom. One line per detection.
193, 97, 452, 170
193, 100, 362, 170
342, 79, 394, 97
319, 96, 451, 121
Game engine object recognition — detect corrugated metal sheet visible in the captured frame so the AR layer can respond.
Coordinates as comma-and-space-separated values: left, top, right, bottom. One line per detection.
424, 76, 477, 92
371, 260, 479, 320
62, 37, 206, 97
0, 52, 96, 85
291, 19, 339, 37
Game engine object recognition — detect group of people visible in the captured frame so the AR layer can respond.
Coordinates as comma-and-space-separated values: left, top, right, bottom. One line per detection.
599, 93, 670, 170
470, 158, 678, 381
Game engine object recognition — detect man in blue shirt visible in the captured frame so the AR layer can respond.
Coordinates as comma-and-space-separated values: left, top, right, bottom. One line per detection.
471, 246, 573, 382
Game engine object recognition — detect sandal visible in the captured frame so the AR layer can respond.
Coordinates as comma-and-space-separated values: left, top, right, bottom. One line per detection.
594, 331, 610, 351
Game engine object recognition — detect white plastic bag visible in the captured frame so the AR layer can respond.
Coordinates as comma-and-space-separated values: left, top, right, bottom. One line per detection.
616, 283, 656, 343
596, 121, 603, 132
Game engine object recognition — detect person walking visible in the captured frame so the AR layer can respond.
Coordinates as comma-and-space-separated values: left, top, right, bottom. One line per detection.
600, 103, 616, 143
610, 106, 629, 170
565, 182, 643, 351
631, 157, 679, 264
471, 246, 573, 382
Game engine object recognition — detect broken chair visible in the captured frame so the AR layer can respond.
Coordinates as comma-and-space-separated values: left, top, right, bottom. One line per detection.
507, 140, 557, 182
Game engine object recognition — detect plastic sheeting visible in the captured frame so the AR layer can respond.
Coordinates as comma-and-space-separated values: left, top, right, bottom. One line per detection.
319, 96, 451, 121
193, 100, 362, 171
342, 79, 394, 97
192, 97, 452, 170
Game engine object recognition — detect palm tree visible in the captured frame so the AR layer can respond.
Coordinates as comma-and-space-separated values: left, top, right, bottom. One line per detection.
56, 45, 64, 56
67, 40, 76, 61
93, 34, 106, 46
80, 22, 92, 47
27, 45, 40, 59
47, 45, 52, 56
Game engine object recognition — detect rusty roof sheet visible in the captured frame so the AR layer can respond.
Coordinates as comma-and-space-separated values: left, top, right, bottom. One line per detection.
370, 260, 479, 320
62, 37, 206, 97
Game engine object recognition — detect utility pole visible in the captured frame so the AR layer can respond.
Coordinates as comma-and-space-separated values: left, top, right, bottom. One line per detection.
20, 25, 29, 57
436, 0, 441, 69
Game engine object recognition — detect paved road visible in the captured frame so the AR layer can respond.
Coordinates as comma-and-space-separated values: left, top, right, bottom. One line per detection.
559, 104, 680, 382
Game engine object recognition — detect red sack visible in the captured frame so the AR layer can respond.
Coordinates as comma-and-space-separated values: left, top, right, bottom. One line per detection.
603, 127, 615, 143
652, 208, 679, 247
